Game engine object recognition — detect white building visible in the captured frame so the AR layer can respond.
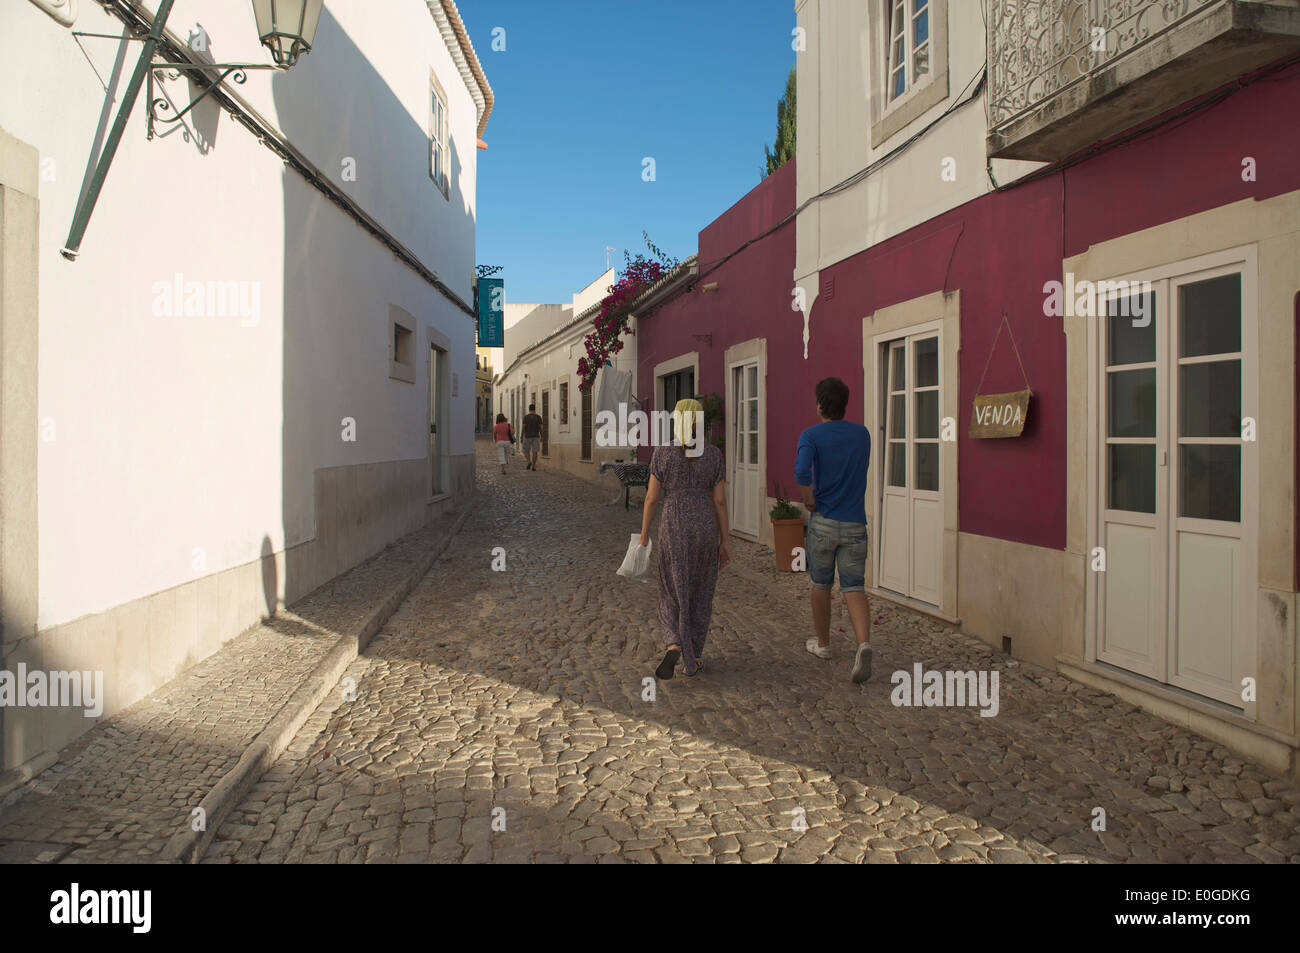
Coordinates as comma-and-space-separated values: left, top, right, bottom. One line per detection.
495, 269, 648, 478
793, 0, 1300, 776
0, 0, 491, 782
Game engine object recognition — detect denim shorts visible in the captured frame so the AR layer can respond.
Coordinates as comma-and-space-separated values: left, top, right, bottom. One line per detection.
805, 512, 868, 593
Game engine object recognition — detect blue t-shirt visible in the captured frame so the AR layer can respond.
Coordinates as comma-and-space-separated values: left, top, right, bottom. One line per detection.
794, 420, 871, 524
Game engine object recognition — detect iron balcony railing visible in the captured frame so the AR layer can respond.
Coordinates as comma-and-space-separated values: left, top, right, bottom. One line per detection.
988, 0, 1220, 127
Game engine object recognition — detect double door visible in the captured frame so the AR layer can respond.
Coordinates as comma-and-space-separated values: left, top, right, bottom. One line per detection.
878, 330, 942, 606
1096, 265, 1251, 706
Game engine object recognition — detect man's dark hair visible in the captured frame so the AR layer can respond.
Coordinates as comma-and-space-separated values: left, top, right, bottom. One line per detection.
529, 404, 535, 412
816, 377, 850, 420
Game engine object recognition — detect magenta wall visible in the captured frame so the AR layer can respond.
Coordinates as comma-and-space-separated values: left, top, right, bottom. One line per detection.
639, 61, 1300, 552
801, 61, 1300, 551
634, 160, 797, 463
806, 179, 1069, 548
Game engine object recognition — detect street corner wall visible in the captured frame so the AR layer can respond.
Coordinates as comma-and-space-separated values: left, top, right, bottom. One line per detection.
698, 159, 796, 268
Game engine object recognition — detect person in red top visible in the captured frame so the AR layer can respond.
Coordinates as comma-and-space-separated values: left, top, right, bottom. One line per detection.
492, 414, 514, 474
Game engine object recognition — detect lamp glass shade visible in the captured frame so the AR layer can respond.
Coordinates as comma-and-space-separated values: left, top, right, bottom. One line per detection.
251, 0, 324, 68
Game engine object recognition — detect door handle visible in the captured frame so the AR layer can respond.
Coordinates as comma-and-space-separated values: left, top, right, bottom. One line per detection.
1159, 449, 1167, 467
430, 424, 437, 434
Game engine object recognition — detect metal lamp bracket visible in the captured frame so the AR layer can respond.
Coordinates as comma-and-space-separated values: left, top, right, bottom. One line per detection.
145, 60, 279, 139
68, 26, 281, 141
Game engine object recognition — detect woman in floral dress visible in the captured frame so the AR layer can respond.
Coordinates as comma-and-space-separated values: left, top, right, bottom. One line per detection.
639, 399, 730, 678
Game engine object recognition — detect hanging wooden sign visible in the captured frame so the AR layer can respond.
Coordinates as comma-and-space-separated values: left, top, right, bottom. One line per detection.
969, 313, 1032, 439
970, 388, 1031, 438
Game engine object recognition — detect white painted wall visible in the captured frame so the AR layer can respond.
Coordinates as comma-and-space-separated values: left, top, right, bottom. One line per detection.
496, 291, 636, 467
503, 302, 571, 370
496, 270, 627, 457
1, 0, 482, 627
571, 268, 616, 318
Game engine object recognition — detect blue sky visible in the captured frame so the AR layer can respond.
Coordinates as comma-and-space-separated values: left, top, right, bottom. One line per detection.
465, 1, 796, 304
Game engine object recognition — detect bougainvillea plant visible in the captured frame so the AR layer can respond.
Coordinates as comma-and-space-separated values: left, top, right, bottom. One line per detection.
577, 233, 679, 392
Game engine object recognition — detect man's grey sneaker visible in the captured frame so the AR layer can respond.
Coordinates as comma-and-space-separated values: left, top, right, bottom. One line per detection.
805, 638, 832, 660
851, 643, 873, 683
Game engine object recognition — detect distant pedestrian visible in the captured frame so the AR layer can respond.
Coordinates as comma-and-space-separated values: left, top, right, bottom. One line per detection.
492, 413, 514, 475
794, 377, 873, 683
522, 403, 544, 470
640, 398, 729, 679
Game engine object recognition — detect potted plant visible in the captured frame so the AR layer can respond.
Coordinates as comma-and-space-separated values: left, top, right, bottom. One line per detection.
770, 484, 804, 572
699, 391, 725, 452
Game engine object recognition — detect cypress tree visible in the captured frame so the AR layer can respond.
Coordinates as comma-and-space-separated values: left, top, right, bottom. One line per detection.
762, 67, 797, 178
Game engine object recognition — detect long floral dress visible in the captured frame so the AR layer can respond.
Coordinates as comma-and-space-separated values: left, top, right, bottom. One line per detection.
651, 444, 724, 671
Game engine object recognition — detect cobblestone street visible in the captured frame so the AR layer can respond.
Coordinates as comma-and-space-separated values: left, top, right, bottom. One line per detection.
207, 440, 1300, 864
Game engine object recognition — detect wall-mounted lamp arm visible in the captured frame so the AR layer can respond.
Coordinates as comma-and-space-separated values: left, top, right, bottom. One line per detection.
61, 0, 176, 259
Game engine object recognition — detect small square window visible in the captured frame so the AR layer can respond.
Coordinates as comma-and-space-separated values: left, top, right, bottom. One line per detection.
389, 306, 416, 384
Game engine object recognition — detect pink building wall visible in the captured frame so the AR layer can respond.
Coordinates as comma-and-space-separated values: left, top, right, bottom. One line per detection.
637, 60, 1300, 554
634, 160, 797, 461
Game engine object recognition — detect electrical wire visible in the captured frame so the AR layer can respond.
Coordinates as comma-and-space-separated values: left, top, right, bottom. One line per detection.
692, 61, 990, 288
693, 42, 1300, 293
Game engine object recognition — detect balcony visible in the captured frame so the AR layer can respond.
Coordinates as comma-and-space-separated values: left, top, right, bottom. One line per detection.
988, 0, 1300, 160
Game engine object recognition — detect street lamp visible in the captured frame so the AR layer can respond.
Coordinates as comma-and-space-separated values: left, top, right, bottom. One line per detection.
251, 0, 324, 69
62, 0, 324, 259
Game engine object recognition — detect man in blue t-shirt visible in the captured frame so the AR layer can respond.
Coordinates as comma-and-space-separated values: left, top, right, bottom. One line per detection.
794, 377, 873, 683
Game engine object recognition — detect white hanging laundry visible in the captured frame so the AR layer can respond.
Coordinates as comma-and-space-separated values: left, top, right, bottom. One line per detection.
596, 365, 633, 419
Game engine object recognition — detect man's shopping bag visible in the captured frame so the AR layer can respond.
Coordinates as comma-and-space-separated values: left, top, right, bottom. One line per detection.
616, 533, 652, 580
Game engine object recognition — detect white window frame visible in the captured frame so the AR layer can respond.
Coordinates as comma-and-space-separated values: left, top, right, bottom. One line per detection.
653, 352, 700, 446
389, 305, 416, 384
429, 70, 449, 199
870, 0, 949, 148
885, 0, 932, 105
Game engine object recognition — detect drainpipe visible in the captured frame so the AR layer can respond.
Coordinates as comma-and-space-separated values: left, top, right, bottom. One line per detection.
60, 0, 175, 259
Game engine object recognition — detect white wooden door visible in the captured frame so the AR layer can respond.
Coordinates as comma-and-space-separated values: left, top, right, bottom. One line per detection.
429, 344, 442, 496
1098, 286, 1165, 678
879, 332, 942, 605
730, 361, 761, 538
1097, 268, 1246, 705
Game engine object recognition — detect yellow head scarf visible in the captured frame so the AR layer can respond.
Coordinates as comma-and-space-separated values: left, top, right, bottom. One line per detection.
672, 398, 704, 452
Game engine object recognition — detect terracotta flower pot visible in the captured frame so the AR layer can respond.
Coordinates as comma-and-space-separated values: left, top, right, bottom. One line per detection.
772, 517, 805, 572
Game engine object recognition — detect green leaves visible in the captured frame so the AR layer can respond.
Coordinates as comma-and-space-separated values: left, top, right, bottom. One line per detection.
762, 67, 797, 179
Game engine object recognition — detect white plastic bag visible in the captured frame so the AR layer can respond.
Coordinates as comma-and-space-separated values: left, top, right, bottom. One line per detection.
616, 533, 652, 580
